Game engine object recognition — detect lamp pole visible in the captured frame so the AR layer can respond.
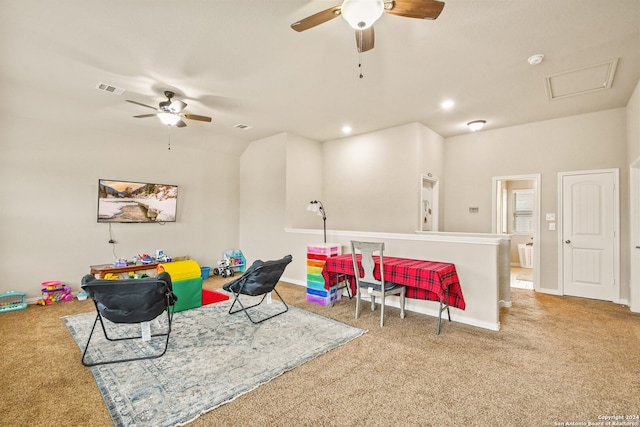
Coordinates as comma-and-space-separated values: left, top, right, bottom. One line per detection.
318, 202, 326, 243
307, 200, 327, 243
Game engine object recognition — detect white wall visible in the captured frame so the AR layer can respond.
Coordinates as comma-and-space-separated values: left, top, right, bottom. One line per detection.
0, 94, 241, 299
238, 133, 287, 264
240, 110, 631, 309
323, 123, 445, 233
286, 134, 323, 229
444, 108, 629, 298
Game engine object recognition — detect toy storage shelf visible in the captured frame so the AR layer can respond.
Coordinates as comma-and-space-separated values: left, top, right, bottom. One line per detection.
0, 291, 27, 313
224, 249, 246, 273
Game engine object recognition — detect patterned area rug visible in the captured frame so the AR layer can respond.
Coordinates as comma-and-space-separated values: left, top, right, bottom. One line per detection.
63, 297, 365, 427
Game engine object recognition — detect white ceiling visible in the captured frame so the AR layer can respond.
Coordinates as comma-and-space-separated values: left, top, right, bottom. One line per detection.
2, 0, 639, 155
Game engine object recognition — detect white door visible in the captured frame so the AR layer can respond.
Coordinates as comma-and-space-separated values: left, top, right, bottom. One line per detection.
561, 170, 618, 301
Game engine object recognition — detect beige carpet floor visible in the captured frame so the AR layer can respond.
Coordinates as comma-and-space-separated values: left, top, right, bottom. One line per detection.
1, 275, 639, 426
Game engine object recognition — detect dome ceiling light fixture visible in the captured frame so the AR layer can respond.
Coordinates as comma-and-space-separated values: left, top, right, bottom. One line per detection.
467, 120, 486, 132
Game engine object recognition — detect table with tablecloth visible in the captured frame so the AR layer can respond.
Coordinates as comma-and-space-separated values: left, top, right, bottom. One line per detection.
321, 254, 466, 310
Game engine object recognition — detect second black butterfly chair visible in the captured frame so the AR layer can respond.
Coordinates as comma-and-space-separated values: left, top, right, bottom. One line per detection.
80, 272, 178, 367
223, 254, 292, 324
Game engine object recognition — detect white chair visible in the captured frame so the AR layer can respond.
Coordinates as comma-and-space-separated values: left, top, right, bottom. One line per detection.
351, 241, 406, 327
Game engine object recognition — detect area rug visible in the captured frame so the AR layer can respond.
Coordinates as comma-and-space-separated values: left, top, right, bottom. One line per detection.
63, 299, 365, 427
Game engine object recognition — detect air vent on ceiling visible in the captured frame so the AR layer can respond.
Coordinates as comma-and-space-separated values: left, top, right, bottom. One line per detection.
545, 59, 618, 101
234, 124, 253, 130
95, 82, 125, 95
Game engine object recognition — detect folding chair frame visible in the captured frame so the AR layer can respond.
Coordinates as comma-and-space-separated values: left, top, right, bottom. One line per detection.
81, 295, 175, 367
227, 280, 289, 324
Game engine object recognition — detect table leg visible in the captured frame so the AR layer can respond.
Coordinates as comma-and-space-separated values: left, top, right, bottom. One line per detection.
436, 286, 451, 335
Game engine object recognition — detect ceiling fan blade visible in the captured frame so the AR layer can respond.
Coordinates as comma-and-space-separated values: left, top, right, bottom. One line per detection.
291, 5, 342, 32
183, 114, 212, 123
133, 114, 157, 119
126, 100, 159, 111
176, 120, 187, 128
356, 27, 375, 53
384, 0, 445, 20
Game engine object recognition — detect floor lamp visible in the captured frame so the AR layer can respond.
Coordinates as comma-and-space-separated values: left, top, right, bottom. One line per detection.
306, 200, 326, 243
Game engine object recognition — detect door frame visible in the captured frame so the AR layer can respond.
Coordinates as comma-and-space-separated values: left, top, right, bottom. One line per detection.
630, 159, 640, 313
557, 168, 620, 302
419, 175, 439, 232
491, 174, 541, 291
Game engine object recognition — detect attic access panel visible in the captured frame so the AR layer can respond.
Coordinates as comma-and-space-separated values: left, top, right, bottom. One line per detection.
545, 59, 618, 100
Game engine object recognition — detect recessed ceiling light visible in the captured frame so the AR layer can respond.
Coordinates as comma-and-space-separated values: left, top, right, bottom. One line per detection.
342, 125, 352, 134
440, 99, 455, 110
467, 120, 486, 132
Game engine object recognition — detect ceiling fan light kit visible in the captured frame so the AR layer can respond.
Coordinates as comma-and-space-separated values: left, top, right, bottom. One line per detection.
341, 0, 384, 30
158, 112, 181, 126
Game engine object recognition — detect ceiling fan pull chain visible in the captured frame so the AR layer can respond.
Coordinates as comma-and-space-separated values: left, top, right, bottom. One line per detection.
358, 31, 364, 79
167, 126, 171, 150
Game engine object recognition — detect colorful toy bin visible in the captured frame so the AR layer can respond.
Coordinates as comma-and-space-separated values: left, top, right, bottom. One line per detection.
156, 260, 202, 312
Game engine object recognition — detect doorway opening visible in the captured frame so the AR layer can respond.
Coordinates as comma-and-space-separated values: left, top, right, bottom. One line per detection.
420, 175, 439, 232
492, 174, 540, 291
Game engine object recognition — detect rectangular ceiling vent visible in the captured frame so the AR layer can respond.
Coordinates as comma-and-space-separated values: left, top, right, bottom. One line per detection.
95, 82, 125, 95
545, 58, 618, 101
234, 123, 253, 130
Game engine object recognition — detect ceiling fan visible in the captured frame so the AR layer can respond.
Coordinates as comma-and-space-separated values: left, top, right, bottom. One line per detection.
291, 0, 445, 52
125, 91, 212, 127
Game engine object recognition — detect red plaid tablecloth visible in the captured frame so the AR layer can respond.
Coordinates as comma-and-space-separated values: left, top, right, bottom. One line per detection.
322, 254, 466, 310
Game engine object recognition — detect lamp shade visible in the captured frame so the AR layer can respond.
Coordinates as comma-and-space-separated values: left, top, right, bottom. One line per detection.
158, 112, 181, 126
341, 0, 384, 30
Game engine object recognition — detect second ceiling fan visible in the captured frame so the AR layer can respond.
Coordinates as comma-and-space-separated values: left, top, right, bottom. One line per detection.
126, 91, 212, 128
291, 0, 445, 52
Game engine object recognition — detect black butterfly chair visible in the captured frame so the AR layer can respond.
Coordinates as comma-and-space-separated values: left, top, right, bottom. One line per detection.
80, 272, 178, 367
223, 255, 292, 324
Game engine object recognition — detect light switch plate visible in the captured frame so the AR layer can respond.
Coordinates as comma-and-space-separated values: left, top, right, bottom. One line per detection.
549, 222, 556, 230
546, 213, 556, 221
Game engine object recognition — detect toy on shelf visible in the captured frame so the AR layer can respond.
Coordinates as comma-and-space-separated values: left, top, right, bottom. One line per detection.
37, 280, 73, 305
0, 291, 27, 313
138, 254, 154, 265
